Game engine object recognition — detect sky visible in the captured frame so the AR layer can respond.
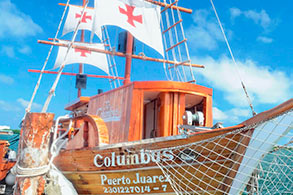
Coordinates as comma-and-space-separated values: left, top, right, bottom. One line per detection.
0, 0, 292, 130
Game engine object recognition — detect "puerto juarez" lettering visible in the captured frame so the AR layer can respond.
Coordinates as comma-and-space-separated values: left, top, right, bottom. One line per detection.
100, 173, 169, 185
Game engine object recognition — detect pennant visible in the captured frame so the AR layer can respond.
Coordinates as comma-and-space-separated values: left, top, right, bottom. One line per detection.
54, 40, 109, 74
93, 0, 164, 56
63, 5, 102, 40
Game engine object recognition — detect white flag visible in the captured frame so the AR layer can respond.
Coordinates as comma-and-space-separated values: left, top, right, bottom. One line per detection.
54, 40, 109, 74
94, 0, 164, 56
63, 5, 102, 40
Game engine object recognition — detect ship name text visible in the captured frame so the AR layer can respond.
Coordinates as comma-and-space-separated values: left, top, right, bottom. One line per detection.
93, 149, 173, 167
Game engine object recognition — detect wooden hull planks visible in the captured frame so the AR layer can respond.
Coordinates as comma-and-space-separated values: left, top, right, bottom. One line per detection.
54, 125, 251, 194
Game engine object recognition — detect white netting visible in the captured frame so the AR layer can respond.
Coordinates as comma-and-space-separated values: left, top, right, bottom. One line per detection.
253, 146, 292, 194
148, 109, 293, 194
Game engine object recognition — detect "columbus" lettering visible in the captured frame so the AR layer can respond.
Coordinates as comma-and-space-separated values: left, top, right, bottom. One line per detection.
94, 149, 173, 167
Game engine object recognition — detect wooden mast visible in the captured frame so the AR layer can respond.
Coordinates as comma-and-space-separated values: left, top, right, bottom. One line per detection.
123, 32, 134, 85
78, 0, 86, 97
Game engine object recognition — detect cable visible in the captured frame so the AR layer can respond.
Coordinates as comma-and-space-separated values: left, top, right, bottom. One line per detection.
209, 0, 256, 116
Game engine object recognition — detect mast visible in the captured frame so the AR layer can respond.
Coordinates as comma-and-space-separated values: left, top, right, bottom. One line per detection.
78, 0, 86, 97
123, 32, 134, 85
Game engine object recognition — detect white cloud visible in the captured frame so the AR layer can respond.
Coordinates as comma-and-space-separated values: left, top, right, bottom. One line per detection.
230, 8, 242, 19
1, 46, 15, 57
186, 9, 225, 50
18, 45, 32, 54
0, 74, 14, 84
0, 0, 43, 38
213, 107, 252, 124
257, 36, 273, 43
17, 98, 42, 110
0, 100, 20, 111
193, 55, 292, 106
244, 10, 271, 29
229, 108, 251, 118
230, 8, 272, 30
213, 107, 228, 120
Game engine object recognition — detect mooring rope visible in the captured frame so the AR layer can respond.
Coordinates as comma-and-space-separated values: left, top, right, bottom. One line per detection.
12, 115, 72, 178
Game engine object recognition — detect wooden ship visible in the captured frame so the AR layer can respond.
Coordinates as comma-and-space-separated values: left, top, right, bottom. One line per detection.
14, 0, 293, 194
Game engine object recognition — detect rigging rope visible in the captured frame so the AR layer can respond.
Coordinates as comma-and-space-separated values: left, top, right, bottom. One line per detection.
22, 0, 71, 122
160, 0, 195, 83
209, 0, 256, 116
42, 0, 89, 112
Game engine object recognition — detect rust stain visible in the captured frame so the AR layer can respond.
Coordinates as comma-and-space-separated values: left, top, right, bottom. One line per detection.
37, 177, 46, 195
22, 179, 31, 193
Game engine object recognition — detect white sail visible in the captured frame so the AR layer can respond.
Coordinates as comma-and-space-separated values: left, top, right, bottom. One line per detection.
63, 5, 102, 40
93, 0, 164, 57
54, 40, 109, 74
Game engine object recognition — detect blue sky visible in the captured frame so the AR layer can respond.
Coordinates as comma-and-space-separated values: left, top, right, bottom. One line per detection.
0, 0, 292, 129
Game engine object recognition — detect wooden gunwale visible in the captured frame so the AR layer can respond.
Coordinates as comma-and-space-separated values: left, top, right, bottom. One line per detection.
241, 98, 293, 126
60, 124, 242, 152
55, 125, 244, 172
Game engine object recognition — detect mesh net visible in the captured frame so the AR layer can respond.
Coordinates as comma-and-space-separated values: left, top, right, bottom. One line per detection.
148, 109, 292, 194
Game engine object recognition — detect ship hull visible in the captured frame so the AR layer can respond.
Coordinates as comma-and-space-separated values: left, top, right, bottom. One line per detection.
55, 125, 249, 194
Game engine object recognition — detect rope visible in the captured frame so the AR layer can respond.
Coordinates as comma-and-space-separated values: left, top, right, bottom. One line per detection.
169, 0, 187, 82
11, 164, 50, 178
12, 115, 72, 178
50, 116, 72, 165
104, 26, 121, 88
209, 0, 256, 116
23, 0, 71, 120
42, 0, 89, 112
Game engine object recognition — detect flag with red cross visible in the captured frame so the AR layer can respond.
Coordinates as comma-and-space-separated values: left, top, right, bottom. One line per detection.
93, 0, 164, 57
63, 5, 102, 40
54, 40, 109, 74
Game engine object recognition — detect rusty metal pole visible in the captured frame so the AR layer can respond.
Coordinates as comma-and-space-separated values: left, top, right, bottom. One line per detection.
123, 32, 134, 85
15, 113, 54, 195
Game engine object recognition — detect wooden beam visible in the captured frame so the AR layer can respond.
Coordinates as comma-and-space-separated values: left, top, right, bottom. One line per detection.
38, 40, 205, 68
28, 69, 125, 80
165, 38, 187, 52
161, 0, 178, 13
59, 0, 192, 14
162, 19, 182, 34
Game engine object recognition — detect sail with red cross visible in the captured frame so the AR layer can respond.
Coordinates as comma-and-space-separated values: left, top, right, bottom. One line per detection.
93, 0, 164, 56
63, 5, 102, 39
54, 40, 109, 73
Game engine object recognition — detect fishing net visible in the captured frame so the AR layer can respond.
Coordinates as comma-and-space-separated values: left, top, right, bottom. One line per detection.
149, 109, 292, 194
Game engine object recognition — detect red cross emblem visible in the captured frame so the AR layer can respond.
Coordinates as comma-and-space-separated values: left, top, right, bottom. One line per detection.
119, 4, 142, 27
75, 11, 92, 23
74, 48, 91, 57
